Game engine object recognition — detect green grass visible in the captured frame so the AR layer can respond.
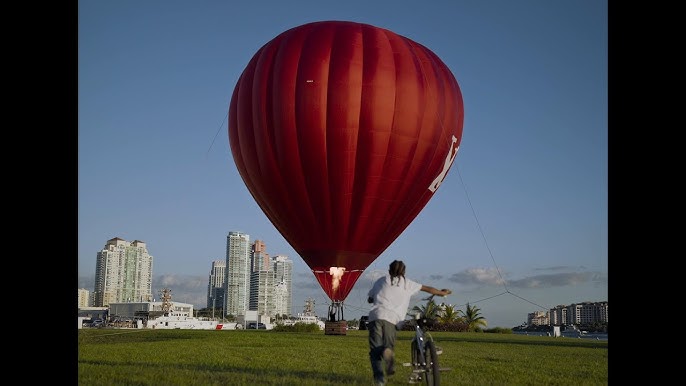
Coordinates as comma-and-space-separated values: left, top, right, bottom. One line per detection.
78, 329, 607, 385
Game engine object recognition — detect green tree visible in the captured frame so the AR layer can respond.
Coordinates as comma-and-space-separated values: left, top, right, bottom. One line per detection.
463, 303, 487, 331
410, 298, 441, 319
438, 303, 464, 324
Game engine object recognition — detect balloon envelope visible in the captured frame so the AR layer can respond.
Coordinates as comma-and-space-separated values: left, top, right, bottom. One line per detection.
229, 20, 463, 302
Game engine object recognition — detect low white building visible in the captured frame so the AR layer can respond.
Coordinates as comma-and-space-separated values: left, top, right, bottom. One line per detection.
78, 307, 109, 320
236, 310, 274, 329
108, 301, 194, 320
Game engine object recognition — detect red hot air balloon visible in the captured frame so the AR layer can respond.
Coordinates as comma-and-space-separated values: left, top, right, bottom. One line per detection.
229, 20, 463, 304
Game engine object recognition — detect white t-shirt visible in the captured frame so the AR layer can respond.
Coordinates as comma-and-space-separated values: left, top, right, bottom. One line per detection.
367, 273, 423, 325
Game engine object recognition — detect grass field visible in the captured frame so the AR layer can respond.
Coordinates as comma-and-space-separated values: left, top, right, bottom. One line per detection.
78, 328, 608, 385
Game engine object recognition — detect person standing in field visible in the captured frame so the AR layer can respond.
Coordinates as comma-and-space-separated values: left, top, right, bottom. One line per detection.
366, 260, 452, 386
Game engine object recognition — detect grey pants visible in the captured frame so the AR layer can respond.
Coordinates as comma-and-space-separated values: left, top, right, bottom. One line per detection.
368, 319, 397, 382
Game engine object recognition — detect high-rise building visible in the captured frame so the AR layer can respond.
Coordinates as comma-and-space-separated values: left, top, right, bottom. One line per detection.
93, 237, 153, 307
207, 260, 226, 311
271, 255, 293, 317
548, 301, 608, 326
250, 268, 276, 315
252, 240, 270, 271
250, 253, 293, 317
78, 288, 91, 307
221, 233, 293, 318
249, 253, 293, 317
224, 231, 251, 317
249, 239, 270, 314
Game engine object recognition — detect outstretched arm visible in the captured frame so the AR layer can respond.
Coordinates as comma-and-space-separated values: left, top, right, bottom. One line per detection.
421, 285, 452, 297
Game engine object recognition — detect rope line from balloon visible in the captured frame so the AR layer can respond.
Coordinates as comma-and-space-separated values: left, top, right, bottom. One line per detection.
454, 165, 555, 311
206, 106, 229, 156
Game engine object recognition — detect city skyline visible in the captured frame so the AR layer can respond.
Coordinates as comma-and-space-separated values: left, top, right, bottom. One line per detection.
78, 232, 606, 327
79, 1, 608, 328
83, 234, 298, 319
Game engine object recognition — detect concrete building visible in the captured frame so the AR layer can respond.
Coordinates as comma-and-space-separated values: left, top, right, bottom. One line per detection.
206, 260, 226, 310
252, 240, 270, 271
108, 300, 194, 320
248, 239, 272, 315
548, 301, 608, 326
78, 307, 109, 320
250, 269, 276, 316
222, 233, 294, 319
271, 255, 293, 316
93, 237, 153, 307
248, 248, 293, 317
527, 310, 549, 326
224, 231, 251, 317
78, 288, 91, 307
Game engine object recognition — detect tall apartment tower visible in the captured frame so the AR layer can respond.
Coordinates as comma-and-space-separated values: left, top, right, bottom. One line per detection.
249, 253, 294, 317
77, 288, 91, 307
271, 255, 293, 317
207, 260, 226, 310
93, 237, 153, 307
250, 265, 276, 315
224, 231, 251, 317
249, 239, 272, 316
252, 240, 270, 271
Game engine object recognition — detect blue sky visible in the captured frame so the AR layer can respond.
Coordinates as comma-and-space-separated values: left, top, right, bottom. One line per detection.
78, 0, 607, 328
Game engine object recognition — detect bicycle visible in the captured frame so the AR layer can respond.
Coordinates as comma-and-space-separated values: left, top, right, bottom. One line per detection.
402, 294, 450, 385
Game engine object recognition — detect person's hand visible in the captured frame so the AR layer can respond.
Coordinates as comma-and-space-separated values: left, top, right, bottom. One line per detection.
441, 289, 452, 296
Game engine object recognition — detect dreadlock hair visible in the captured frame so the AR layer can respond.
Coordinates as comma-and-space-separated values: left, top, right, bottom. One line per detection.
389, 260, 406, 286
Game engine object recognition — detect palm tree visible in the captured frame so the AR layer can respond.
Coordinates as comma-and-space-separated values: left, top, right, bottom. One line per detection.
463, 303, 487, 331
410, 298, 442, 319
438, 303, 464, 324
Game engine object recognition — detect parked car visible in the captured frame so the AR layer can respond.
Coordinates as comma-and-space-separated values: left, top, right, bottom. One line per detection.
90, 319, 104, 327
247, 322, 266, 329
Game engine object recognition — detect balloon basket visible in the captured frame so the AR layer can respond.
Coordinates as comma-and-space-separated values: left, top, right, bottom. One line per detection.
324, 320, 347, 335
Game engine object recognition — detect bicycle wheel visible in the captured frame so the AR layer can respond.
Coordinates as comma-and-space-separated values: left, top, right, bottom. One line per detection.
423, 340, 440, 386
